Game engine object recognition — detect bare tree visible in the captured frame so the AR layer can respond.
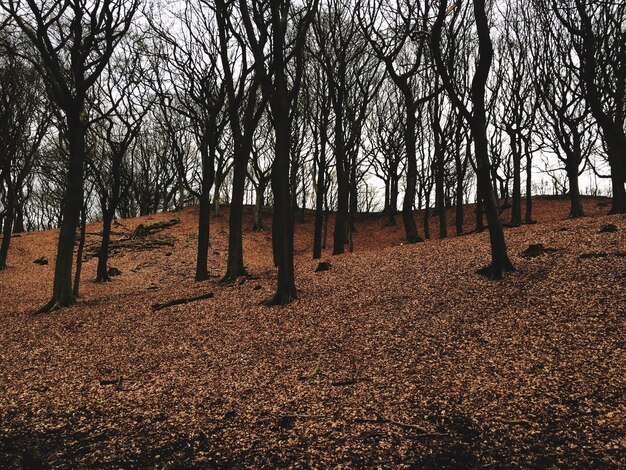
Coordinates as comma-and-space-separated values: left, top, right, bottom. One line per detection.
150, 0, 227, 281
239, 0, 318, 304
0, 43, 49, 269
215, 0, 266, 283
2, 0, 140, 311
432, 0, 514, 278
89, 46, 150, 282
550, 0, 626, 213
532, 4, 596, 218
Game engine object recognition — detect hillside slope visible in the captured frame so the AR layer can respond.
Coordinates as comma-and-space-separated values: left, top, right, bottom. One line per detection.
0, 196, 624, 467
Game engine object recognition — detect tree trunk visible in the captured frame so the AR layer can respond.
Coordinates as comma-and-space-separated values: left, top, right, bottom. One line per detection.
96, 210, 114, 282
566, 160, 584, 218
267, 39, 297, 305
433, 98, 447, 238
300, 163, 306, 223
40, 108, 85, 312
221, 145, 249, 283
195, 188, 211, 281
213, 176, 222, 215
423, 190, 431, 239
471, 0, 513, 279
252, 183, 265, 231
475, 185, 484, 232
13, 204, 25, 233
313, 132, 326, 259
605, 135, 626, 214
509, 130, 522, 226
333, 102, 349, 255
349, 161, 357, 234
73, 204, 86, 297
388, 175, 398, 226
0, 197, 13, 270
524, 149, 533, 224
455, 137, 469, 235
455, 172, 464, 235
402, 104, 422, 242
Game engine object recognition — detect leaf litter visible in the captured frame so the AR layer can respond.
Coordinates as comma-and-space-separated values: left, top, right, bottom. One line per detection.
0, 196, 624, 467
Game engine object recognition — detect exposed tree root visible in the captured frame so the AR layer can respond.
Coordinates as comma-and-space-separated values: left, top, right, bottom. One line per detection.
33, 299, 62, 316
476, 259, 516, 280
219, 268, 249, 286
263, 289, 298, 306
405, 234, 424, 243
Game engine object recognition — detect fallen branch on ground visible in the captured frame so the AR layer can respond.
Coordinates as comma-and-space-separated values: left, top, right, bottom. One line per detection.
86, 237, 175, 259
151, 292, 214, 311
131, 218, 180, 239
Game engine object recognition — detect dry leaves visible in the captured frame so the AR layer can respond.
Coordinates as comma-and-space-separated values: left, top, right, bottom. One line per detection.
0, 196, 624, 468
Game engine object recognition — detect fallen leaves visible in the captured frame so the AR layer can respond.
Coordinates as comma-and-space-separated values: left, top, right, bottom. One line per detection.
0, 196, 624, 467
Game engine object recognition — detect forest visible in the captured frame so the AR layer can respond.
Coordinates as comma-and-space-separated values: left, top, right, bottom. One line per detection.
0, 0, 624, 467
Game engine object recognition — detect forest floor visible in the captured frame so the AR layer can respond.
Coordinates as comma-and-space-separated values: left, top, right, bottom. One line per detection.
0, 196, 624, 468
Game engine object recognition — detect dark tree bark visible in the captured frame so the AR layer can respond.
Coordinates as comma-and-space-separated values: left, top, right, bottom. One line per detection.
0, 47, 48, 269
524, 148, 533, 224
455, 130, 470, 235
432, 0, 514, 278
553, 1, 626, 213
358, 3, 430, 243
432, 94, 447, 238
3, 0, 139, 312
0, 191, 12, 270
240, 0, 317, 304
216, 0, 265, 283
312, 93, 330, 259
73, 204, 86, 297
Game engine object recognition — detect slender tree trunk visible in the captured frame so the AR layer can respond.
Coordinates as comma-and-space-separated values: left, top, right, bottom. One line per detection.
13, 204, 25, 234
524, 149, 533, 224
388, 175, 398, 226
96, 210, 114, 282
313, 129, 326, 259
323, 207, 329, 249
333, 102, 349, 255
300, 163, 306, 223
605, 135, 626, 214
196, 190, 211, 281
402, 104, 422, 242
0, 195, 13, 270
213, 176, 222, 215
455, 171, 464, 235
433, 99, 447, 238
474, 125, 513, 277
509, 131, 522, 226
73, 204, 86, 297
423, 190, 431, 239
384, 179, 391, 217
252, 182, 266, 231
349, 166, 357, 234
267, 56, 296, 305
455, 138, 469, 235
471, 0, 513, 278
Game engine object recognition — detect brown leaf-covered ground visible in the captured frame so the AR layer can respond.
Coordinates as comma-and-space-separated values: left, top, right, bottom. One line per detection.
0, 196, 624, 468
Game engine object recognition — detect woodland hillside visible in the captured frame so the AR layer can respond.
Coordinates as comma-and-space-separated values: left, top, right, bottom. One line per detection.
0, 196, 624, 468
